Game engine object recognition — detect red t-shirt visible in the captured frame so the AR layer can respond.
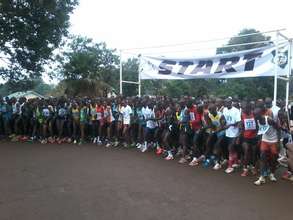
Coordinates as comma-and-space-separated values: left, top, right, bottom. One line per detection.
189, 106, 202, 131
241, 112, 257, 139
96, 106, 104, 121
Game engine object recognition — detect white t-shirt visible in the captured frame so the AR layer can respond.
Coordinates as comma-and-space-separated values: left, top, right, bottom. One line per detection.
121, 105, 132, 125
262, 116, 278, 143
143, 107, 157, 129
223, 106, 241, 138
271, 105, 280, 122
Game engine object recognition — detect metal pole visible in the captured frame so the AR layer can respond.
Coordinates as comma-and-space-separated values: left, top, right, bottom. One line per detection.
119, 50, 123, 95
286, 40, 292, 111
273, 32, 279, 106
138, 55, 142, 97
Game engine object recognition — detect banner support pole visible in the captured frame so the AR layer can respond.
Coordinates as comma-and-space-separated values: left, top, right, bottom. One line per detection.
138, 54, 142, 97
273, 32, 279, 106
286, 39, 292, 111
119, 50, 123, 95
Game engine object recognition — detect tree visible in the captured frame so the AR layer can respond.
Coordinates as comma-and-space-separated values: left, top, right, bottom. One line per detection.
0, 78, 54, 96
53, 36, 119, 97
216, 28, 272, 54
0, 0, 79, 80
214, 28, 285, 99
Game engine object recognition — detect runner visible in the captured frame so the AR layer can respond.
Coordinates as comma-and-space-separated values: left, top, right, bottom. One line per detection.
254, 109, 280, 186
239, 101, 258, 176
222, 98, 241, 174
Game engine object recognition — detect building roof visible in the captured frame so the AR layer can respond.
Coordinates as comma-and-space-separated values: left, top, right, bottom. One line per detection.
7, 90, 45, 100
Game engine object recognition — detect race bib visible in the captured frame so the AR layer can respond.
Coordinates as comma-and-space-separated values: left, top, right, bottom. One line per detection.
43, 109, 50, 117
97, 112, 102, 120
190, 112, 195, 121
225, 115, 233, 123
244, 118, 256, 130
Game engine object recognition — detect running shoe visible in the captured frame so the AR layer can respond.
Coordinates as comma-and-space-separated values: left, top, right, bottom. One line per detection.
141, 145, 148, 153
9, 134, 16, 139
254, 176, 266, 186
156, 147, 163, 155
11, 136, 18, 142
241, 169, 249, 177
282, 172, 293, 181
225, 167, 234, 174
203, 159, 212, 168
198, 155, 205, 162
22, 136, 29, 142
178, 157, 188, 164
269, 173, 277, 182
213, 162, 222, 170
282, 171, 291, 180
278, 156, 288, 167
165, 154, 174, 160
189, 157, 199, 166
221, 159, 228, 166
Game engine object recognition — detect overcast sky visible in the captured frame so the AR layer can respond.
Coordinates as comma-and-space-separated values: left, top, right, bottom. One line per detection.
69, 0, 293, 57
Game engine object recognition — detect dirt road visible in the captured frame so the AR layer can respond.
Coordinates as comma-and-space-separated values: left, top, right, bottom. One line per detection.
0, 142, 292, 220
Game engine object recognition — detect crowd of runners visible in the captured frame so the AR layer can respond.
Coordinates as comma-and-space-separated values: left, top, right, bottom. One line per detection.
0, 95, 293, 185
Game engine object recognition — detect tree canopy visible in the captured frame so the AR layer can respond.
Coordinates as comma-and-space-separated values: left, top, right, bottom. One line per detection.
0, 0, 79, 80
52, 35, 119, 97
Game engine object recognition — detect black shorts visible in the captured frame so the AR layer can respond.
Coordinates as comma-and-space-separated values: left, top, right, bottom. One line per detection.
242, 137, 258, 146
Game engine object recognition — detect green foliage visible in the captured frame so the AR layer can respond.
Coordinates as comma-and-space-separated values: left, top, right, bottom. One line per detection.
0, 0, 79, 80
52, 36, 119, 97
0, 79, 54, 96
215, 28, 285, 99
54, 36, 119, 87
216, 28, 271, 54
50, 79, 111, 98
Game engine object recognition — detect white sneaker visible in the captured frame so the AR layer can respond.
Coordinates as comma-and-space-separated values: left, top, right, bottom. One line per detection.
269, 173, 277, 182
114, 141, 119, 147
189, 157, 198, 166
225, 167, 234, 174
254, 176, 266, 186
141, 145, 148, 153
105, 143, 111, 148
213, 162, 222, 170
93, 137, 97, 143
221, 159, 228, 166
165, 154, 174, 160
198, 155, 205, 162
137, 143, 142, 149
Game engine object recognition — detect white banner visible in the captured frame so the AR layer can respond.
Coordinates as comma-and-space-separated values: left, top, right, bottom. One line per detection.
139, 43, 289, 79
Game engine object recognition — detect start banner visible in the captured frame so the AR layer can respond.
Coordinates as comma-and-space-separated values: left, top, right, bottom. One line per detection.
139, 43, 289, 80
